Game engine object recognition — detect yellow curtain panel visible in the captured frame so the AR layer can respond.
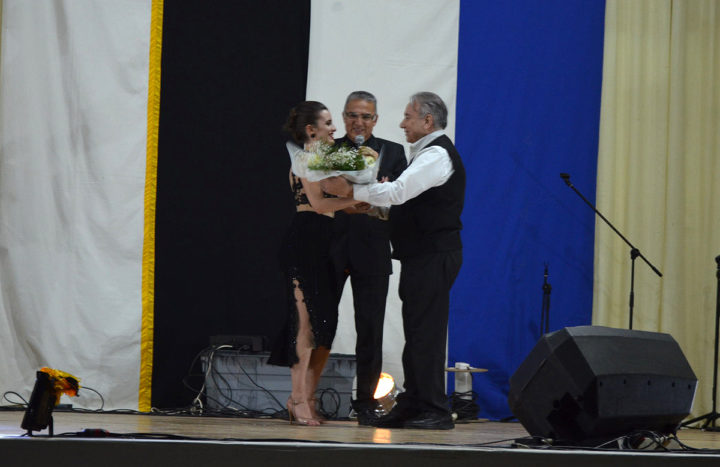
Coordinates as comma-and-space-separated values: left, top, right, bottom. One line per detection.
595, 0, 720, 417
140, 0, 164, 412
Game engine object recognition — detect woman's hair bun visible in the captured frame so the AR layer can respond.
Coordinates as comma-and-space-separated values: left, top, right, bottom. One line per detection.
283, 101, 327, 144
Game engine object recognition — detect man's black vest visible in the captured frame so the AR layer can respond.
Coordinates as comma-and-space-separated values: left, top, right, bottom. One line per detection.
389, 134, 465, 259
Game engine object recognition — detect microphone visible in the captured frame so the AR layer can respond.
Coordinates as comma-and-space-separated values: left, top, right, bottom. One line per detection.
560, 173, 572, 187
354, 135, 365, 147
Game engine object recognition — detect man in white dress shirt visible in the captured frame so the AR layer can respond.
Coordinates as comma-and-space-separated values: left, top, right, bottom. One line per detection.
321, 92, 465, 429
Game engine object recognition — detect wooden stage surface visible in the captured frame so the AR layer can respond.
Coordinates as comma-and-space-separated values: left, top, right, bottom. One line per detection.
2, 410, 720, 466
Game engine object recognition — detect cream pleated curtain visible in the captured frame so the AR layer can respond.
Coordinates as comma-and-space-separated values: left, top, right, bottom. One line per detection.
595, 0, 720, 418
0, 0, 153, 410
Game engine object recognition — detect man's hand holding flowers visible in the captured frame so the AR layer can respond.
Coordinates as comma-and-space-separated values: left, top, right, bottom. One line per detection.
358, 146, 379, 162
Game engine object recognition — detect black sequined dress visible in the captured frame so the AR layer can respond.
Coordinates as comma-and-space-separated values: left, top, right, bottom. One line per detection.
268, 172, 339, 367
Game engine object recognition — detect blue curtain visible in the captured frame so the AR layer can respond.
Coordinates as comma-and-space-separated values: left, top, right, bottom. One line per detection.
450, 0, 606, 419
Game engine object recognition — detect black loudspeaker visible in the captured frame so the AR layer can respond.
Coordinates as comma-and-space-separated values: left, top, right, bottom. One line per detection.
508, 326, 697, 444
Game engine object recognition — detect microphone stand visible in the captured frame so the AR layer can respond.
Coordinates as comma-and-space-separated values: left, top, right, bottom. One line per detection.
540, 264, 551, 337
560, 173, 662, 329
682, 255, 720, 430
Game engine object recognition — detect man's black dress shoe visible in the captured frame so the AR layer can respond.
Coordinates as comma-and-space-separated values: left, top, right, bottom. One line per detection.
403, 412, 455, 430
370, 407, 415, 428
355, 407, 382, 426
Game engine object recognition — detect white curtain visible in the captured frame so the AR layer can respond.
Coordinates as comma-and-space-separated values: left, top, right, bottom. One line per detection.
0, 0, 151, 410
307, 0, 460, 389
595, 0, 720, 417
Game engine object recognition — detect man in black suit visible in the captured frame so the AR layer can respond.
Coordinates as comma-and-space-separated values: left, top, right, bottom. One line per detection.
331, 91, 407, 426
322, 92, 465, 430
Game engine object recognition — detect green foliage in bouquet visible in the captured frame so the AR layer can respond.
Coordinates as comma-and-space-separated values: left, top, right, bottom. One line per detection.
307, 141, 374, 171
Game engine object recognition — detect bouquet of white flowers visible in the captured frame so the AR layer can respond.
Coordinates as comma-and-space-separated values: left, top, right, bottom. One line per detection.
287, 141, 380, 184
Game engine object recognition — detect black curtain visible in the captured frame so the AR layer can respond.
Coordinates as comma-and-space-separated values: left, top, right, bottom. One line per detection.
152, 1, 310, 408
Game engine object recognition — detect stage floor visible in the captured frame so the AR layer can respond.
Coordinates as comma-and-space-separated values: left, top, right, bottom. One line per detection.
2, 410, 720, 466
1, 410, 529, 445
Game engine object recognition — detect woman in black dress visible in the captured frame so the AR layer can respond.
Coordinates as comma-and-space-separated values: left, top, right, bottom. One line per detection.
269, 101, 365, 425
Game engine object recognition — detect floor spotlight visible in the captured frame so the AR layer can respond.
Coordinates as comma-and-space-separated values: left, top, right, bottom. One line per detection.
373, 372, 397, 415
21, 368, 80, 436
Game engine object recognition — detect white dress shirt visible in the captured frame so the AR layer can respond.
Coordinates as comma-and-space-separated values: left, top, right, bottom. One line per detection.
353, 130, 454, 207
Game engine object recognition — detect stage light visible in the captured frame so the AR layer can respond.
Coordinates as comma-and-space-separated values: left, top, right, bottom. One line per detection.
373, 372, 397, 414
21, 368, 80, 436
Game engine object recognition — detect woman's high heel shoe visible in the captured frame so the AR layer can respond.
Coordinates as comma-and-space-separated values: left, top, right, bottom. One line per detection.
287, 398, 321, 426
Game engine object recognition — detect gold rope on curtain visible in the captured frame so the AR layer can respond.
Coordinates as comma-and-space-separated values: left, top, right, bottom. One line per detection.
595, 0, 720, 418
139, 0, 164, 412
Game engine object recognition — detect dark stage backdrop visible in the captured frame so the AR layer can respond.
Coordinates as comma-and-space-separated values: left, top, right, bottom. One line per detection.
152, 1, 310, 408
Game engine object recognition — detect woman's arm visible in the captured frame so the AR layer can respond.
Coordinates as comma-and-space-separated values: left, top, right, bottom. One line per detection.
302, 177, 363, 214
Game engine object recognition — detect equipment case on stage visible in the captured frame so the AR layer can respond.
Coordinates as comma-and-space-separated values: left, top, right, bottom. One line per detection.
202, 350, 356, 418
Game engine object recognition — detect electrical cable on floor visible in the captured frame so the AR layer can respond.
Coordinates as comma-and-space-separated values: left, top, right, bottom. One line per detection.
193, 344, 233, 410
449, 390, 480, 421
71, 385, 105, 411
234, 357, 286, 410
181, 344, 288, 419
314, 387, 341, 419
509, 429, 720, 453
1, 391, 28, 407
192, 344, 348, 420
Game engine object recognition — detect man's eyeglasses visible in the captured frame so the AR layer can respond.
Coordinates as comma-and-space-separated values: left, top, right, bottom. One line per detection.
344, 111, 377, 122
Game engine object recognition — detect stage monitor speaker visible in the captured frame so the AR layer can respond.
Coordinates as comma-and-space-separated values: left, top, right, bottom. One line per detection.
508, 326, 697, 444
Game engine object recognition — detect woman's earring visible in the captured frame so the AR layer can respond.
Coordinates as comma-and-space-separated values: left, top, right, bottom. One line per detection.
310, 133, 316, 138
